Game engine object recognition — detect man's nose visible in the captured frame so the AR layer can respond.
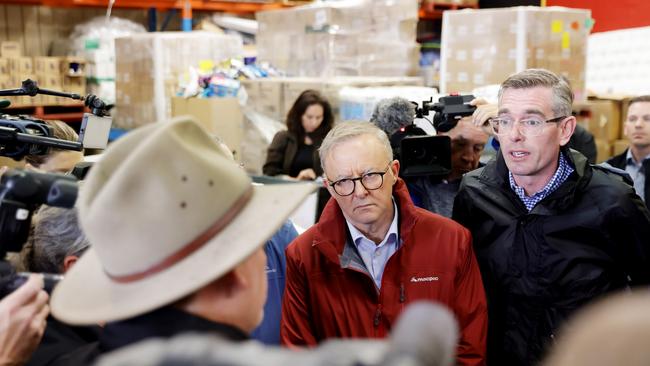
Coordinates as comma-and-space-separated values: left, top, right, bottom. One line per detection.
507, 122, 525, 141
352, 180, 369, 197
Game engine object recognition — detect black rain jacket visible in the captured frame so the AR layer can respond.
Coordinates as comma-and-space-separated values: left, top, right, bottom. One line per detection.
452, 148, 650, 366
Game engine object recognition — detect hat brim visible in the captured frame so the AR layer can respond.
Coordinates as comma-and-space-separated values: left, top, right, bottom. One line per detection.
51, 182, 316, 325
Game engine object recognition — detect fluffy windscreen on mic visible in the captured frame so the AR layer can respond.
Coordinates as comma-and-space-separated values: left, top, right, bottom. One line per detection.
370, 97, 416, 137
384, 301, 459, 366
95, 303, 458, 366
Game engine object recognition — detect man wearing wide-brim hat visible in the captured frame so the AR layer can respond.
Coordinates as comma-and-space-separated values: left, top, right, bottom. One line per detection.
49, 117, 315, 363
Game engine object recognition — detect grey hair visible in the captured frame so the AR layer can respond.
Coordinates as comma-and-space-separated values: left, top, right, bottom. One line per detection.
21, 205, 90, 274
498, 68, 574, 117
319, 121, 393, 172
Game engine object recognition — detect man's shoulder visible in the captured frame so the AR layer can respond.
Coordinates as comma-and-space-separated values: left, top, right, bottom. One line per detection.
605, 149, 628, 168
564, 164, 637, 210
285, 224, 324, 258
457, 164, 494, 193
411, 207, 471, 239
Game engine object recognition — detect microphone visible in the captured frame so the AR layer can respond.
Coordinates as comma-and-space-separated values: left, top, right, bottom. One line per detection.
384, 301, 459, 366
370, 97, 417, 137
95, 301, 459, 366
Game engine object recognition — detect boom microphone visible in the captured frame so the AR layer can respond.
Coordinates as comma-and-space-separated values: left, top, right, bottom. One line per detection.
386, 301, 459, 366
95, 301, 459, 366
370, 97, 417, 137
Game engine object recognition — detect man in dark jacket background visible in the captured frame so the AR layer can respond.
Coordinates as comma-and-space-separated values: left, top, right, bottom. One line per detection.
606, 95, 650, 209
281, 122, 488, 366
453, 68, 650, 366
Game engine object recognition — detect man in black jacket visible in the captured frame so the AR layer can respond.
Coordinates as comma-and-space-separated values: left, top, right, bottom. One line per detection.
452, 69, 650, 366
606, 95, 650, 210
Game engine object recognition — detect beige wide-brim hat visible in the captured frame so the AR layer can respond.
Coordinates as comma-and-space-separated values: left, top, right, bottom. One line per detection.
51, 116, 316, 325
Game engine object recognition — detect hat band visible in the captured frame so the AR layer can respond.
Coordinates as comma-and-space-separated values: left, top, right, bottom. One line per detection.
107, 186, 254, 283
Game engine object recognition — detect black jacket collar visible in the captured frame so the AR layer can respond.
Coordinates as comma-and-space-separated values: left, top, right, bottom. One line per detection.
100, 306, 248, 353
476, 147, 590, 214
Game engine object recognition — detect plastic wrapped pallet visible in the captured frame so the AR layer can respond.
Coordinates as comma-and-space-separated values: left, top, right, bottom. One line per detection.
113, 32, 243, 129
241, 76, 424, 122
338, 86, 438, 123
587, 26, 650, 96
256, 0, 419, 77
440, 6, 592, 101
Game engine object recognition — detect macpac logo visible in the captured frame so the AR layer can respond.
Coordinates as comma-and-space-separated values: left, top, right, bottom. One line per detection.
410, 276, 439, 283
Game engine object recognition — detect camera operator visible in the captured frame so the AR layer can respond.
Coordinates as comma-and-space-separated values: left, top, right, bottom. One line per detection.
17, 205, 100, 366
370, 97, 489, 218
24, 121, 84, 174
0, 275, 48, 366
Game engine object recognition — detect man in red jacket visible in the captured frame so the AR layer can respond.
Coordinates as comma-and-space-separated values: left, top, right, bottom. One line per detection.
280, 121, 488, 365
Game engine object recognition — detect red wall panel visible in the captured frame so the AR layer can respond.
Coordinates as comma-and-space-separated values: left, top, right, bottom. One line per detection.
547, 0, 650, 33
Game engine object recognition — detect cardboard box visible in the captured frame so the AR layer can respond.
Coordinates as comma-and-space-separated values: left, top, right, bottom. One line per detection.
61, 56, 86, 77
34, 57, 61, 75
241, 76, 424, 121
171, 97, 244, 161
594, 139, 612, 163
8, 57, 33, 79
0, 58, 9, 76
1, 41, 21, 58
441, 7, 591, 100
573, 99, 621, 142
256, 0, 419, 77
114, 32, 243, 129
427, 0, 478, 6
612, 139, 629, 157
587, 26, 650, 96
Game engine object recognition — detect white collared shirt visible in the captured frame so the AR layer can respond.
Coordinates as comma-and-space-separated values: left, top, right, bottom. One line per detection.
345, 201, 400, 289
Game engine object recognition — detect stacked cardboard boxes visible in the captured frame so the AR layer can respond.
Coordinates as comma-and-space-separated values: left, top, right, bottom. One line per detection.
256, 0, 419, 77
440, 7, 592, 101
241, 76, 424, 122
171, 97, 244, 161
587, 26, 650, 96
1, 41, 34, 106
113, 32, 242, 129
572, 95, 635, 162
33, 56, 63, 105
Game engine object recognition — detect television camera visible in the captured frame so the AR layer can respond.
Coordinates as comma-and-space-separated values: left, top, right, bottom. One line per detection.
0, 79, 111, 160
394, 94, 476, 178
0, 79, 110, 297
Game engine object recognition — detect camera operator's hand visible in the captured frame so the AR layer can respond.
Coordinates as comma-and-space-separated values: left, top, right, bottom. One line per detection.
296, 168, 317, 181
470, 98, 498, 135
0, 275, 49, 366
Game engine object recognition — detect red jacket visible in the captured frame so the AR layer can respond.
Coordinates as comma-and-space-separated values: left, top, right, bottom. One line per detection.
281, 179, 487, 365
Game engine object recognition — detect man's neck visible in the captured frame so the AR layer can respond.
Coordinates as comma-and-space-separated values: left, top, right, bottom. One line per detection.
630, 144, 650, 163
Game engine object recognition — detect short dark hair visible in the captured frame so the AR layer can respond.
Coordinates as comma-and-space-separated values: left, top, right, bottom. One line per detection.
286, 90, 334, 145
628, 95, 650, 108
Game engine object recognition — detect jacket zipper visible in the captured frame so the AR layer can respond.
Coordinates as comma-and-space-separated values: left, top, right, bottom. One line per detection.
399, 283, 405, 303
373, 307, 382, 328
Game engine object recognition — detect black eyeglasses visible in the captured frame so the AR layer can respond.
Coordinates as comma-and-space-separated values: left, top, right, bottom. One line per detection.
327, 163, 392, 196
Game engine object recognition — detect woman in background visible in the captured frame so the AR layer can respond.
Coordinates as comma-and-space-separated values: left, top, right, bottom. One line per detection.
263, 90, 334, 180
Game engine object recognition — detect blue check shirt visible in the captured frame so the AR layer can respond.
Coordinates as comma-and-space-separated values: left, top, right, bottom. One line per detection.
509, 152, 574, 212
